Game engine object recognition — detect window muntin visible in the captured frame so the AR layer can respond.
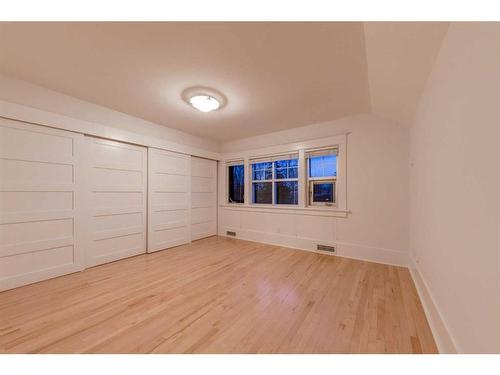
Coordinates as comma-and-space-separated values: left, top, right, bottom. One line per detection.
228, 164, 244, 203
307, 148, 338, 206
275, 159, 298, 179
251, 155, 298, 205
252, 162, 272, 181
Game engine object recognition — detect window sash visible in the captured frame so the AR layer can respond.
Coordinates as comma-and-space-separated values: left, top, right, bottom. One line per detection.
250, 154, 299, 205
306, 147, 339, 207
309, 179, 336, 206
306, 151, 337, 179
227, 164, 245, 204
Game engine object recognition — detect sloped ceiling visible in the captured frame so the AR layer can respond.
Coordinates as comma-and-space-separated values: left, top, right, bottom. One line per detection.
0, 22, 449, 141
364, 22, 449, 126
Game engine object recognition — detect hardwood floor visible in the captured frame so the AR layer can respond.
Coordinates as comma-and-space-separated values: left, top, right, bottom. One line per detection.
0, 236, 437, 353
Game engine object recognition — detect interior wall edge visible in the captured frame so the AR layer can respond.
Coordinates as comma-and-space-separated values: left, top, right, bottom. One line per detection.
0, 99, 221, 161
408, 255, 459, 354
218, 226, 409, 267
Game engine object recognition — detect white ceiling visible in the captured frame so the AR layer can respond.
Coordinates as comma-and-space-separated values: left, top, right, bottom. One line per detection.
0, 22, 448, 141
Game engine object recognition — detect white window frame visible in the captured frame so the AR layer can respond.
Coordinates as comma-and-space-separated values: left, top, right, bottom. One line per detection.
306, 148, 338, 207
274, 159, 299, 205
250, 153, 299, 206
221, 134, 347, 216
226, 160, 245, 205
250, 160, 273, 205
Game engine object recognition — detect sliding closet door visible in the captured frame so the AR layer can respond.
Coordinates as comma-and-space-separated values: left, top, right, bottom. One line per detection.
148, 148, 190, 252
85, 137, 147, 267
0, 118, 84, 291
191, 157, 217, 241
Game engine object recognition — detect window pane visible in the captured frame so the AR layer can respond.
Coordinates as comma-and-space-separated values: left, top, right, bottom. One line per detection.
275, 167, 287, 179
228, 165, 244, 203
253, 182, 272, 204
252, 162, 272, 180
309, 155, 337, 178
313, 182, 335, 203
274, 158, 298, 179
275, 181, 298, 205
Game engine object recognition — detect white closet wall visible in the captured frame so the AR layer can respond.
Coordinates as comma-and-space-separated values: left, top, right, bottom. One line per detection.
147, 148, 191, 252
0, 119, 218, 291
84, 137, 147, 267
191, 157, 217, 241
0, 118, 85, 291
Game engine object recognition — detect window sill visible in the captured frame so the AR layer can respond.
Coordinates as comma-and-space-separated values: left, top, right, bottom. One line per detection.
219, 204, 349, 218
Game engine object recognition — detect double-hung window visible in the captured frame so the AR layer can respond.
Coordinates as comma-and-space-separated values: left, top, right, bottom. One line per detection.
306, 148, 338, 206
251, 154, 298, 205
251, 160, 273, 204
227, 161, 245, 204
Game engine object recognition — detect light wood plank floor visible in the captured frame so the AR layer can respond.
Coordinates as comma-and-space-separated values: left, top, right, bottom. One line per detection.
0, 236, 437, 353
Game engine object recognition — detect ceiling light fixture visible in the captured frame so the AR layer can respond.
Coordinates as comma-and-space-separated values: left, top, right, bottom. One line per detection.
182, 86, 227, 113
189, 95, 220, 113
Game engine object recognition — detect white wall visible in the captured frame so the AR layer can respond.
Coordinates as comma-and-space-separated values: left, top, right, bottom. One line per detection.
219, 114, 410, 266
0, 74, 219, 154
409, 23, 500, 353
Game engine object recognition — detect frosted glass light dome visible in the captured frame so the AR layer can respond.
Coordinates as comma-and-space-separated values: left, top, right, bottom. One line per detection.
189, 95, 220, 112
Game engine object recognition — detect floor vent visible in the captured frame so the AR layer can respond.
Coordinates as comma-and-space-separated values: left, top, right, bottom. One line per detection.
226, 231, 236, 237
317, 244, 336, 253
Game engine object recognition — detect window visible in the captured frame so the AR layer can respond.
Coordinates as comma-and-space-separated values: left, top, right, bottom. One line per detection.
228, 163, 244, 203
274, 159, 298, 204
225, 139, 345, 211
307, 149, 337, 206
251, 155, 298, 205
252, 161, 272, 204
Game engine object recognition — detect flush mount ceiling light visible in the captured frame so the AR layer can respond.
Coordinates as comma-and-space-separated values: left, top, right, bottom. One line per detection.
182, 87, 227, 113
189, 95, 220, 112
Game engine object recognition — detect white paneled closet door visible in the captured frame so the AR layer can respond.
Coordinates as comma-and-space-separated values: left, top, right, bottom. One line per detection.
0, 118, 85, 291
85, 137, 147, 267
191, 157, 217, 241
148, 148, 191, 252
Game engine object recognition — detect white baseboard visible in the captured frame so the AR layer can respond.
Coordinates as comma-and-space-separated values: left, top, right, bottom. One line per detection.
408, 256, 458, 353
218, 226, 408, 267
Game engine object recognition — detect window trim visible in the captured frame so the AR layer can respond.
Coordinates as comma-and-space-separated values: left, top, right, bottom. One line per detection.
222, 133, 347, 213
306, 150, 338, 207
250, 155, 299, 206
226, 161, 245, 205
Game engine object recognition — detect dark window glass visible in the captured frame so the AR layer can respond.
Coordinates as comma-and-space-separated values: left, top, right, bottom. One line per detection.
275, 181, 298, 205
309, 155, 337, 178
252, 162, 272, 180
228, 165, 244, 203
275, 159, 298, 179
313, 182, 335, 203
253, 182, 272, 204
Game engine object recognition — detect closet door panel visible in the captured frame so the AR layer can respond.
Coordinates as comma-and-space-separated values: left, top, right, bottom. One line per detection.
191, 157, 217, 241
85, 137, 147, 267
148, 148, 191, 252
0, 118, 84, 291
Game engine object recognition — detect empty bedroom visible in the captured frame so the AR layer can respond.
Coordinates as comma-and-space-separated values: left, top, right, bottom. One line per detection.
0, 1, 499, 373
